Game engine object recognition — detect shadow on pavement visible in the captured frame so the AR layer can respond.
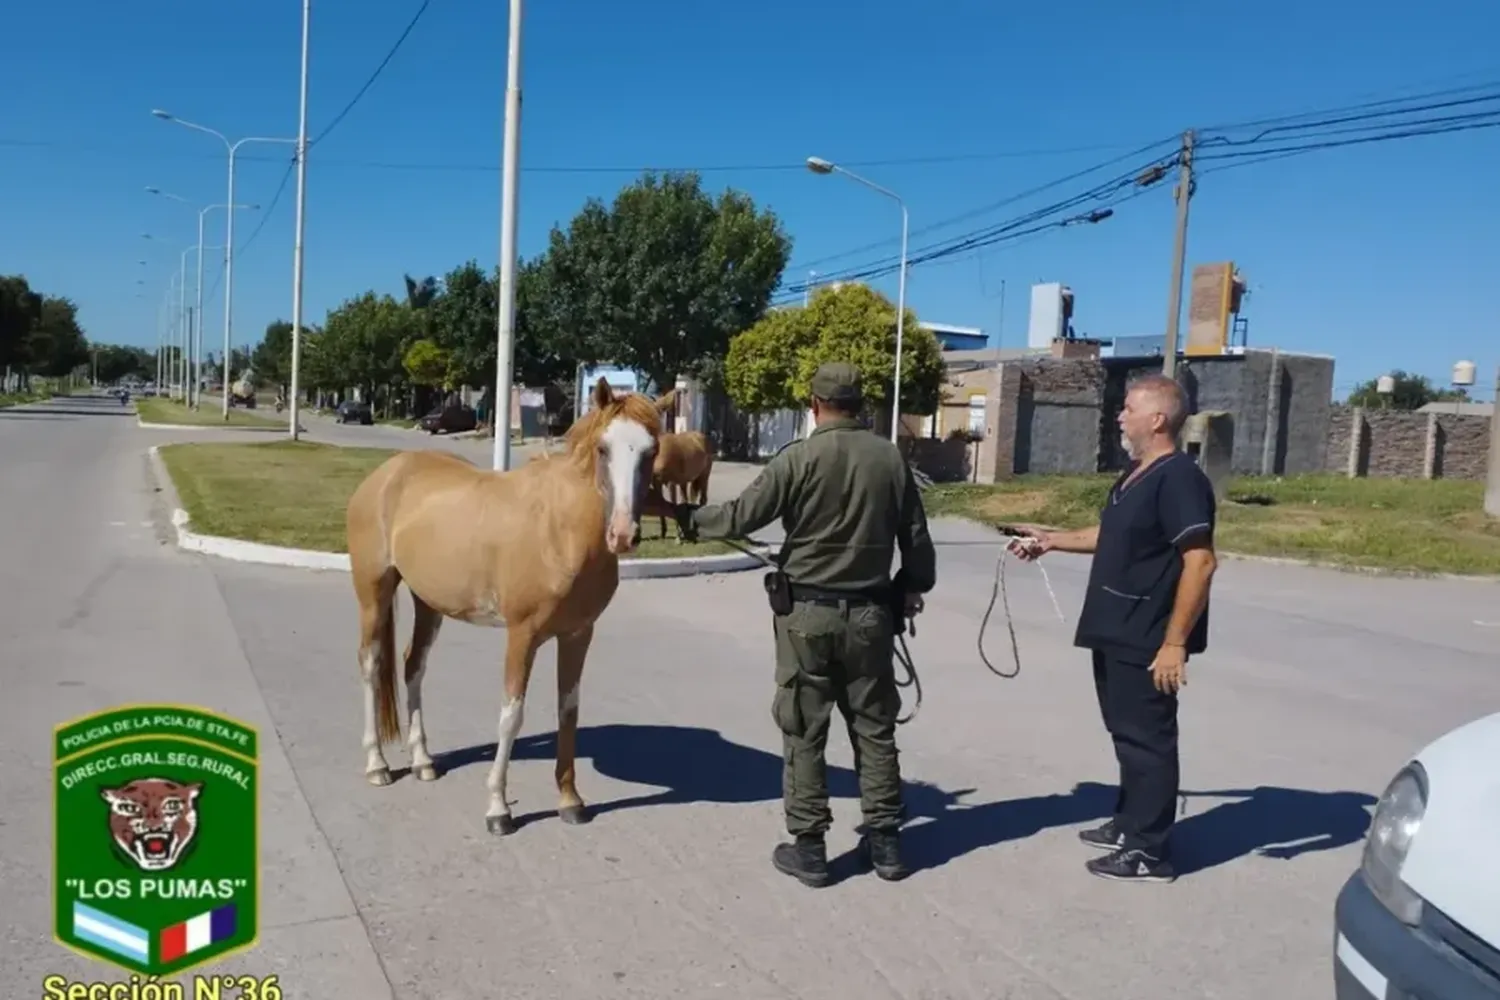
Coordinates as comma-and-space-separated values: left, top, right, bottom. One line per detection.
433, 723, 1372, 877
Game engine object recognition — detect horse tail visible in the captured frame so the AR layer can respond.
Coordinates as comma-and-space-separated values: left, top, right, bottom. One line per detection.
692, 461, 712, 505
374, 604, 401, 746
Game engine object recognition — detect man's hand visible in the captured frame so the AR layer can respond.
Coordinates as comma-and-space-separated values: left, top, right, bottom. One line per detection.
903, 592, 925, 617
1149, 643, 1187, 694
1006, 525, 1054, 562
673, 503, 700, 543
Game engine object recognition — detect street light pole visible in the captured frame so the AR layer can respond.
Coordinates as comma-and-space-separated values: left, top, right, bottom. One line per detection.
288, 0, 312, 442
151, 110, 298, 419
145, 189, 260, 408
492, 0, 525, 471
806, 156, 908, 444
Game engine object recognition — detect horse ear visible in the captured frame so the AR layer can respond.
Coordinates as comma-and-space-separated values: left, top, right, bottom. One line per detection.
654, 388, 677, 413
591, 377, 613, 410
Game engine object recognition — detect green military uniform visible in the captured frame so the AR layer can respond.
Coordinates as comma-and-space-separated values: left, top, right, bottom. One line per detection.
682, 362, 937, 886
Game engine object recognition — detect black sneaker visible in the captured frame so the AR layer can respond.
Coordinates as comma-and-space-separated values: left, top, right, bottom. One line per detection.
1086, 847, 1177, 883
772, 835, 829, 888
859, 830, 912, 882
1078, 820, 1125, 851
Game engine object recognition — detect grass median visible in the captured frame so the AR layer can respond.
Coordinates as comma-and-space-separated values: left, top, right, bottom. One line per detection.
922, 473, 1500, 576
157, 440, 746, 559
137, 397, 281, 427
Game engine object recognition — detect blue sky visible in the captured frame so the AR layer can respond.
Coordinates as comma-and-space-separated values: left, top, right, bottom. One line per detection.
3, 0, 1497, 401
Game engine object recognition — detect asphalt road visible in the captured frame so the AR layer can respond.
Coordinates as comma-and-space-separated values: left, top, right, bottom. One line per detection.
3, 392, 1497, 999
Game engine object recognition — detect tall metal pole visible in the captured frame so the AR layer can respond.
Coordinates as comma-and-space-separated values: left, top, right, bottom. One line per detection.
288, 0, 312, 441
222, 147, 238, 417
193, 211, 207, 408
177, 254, 189, 400
1160, 129, 1195, 379
890, 204, 909, 444
492, 0, 524, 471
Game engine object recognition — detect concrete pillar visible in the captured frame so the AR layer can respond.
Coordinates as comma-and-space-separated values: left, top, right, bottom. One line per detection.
1346, 406, 1365, 478
1423, 411, 1439, 479
1259, 348, 1281, 475
982, 364, 1021, 482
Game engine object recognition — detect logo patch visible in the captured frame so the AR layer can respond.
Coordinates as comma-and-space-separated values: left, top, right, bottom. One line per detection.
54, 704, 259, 976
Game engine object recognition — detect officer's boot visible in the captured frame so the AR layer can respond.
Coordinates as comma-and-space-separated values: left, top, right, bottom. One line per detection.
860, 828, 912, 881
771, 834, 830, 888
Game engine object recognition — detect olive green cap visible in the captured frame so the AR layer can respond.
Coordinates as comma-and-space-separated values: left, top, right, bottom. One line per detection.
811, 362, 862, 404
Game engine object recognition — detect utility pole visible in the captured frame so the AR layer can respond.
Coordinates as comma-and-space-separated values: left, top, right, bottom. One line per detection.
1485, 365, 1500, 517
492, 0, 524, 471
1161, 129, 1195, 379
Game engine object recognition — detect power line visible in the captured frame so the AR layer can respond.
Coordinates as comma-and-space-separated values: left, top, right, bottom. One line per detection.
311, 0, 434, 147
773, 106, 1500, 303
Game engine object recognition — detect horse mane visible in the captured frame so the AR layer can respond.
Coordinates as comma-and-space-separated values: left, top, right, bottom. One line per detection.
554, 387, 664, 475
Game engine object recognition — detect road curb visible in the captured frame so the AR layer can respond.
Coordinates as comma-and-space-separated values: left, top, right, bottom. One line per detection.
147, 445, 769, 579
138, 417, 287, 432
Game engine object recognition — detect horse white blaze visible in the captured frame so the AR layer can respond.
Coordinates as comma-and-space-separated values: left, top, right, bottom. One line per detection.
486, 695, 526, 819
600, 417, 654, 554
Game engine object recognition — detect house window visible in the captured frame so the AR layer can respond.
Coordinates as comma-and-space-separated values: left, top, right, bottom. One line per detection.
967, 396, 986, 436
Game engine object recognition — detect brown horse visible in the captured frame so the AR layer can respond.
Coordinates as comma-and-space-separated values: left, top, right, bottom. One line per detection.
344, 377, 675, 835
652, 431, 714, 539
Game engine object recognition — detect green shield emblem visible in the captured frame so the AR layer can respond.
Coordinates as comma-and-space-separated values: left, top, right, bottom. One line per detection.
53, 704, 260, 976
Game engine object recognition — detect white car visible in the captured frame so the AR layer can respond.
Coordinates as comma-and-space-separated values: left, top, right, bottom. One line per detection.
1334, 710, 1500, 998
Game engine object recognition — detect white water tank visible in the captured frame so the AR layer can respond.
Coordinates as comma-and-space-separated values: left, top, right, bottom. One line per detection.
1452, 360, 1476, 387
1376, 374, 1395, 395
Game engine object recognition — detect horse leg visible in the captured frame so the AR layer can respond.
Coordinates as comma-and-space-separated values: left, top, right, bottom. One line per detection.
355, 567, 401, 786
554, 624, 595, 825
403, 595, 444, 781
485, 625, 540, 835
670, 481, 685, 543
656, 477, 669, 539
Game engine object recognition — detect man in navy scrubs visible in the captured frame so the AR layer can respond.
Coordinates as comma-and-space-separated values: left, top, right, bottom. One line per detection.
1010, 374, 1218, 883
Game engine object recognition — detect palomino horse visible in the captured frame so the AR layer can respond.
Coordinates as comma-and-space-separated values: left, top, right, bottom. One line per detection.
345, 377, 675, 834
652, 431, 714, 539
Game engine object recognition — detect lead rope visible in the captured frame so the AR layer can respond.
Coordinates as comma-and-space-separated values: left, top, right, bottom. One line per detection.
978, 536, 1067, 679
717, 532, 1063, 726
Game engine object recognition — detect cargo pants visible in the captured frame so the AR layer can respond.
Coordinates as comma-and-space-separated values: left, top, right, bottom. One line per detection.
772, 597, 904, 837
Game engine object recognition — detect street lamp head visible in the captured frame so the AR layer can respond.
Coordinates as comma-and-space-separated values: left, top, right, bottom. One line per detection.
806, 156, 835, 175
151, 109, 173, 121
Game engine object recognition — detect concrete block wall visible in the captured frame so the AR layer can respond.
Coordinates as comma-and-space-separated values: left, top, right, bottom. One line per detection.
1324, 405, 1492, 480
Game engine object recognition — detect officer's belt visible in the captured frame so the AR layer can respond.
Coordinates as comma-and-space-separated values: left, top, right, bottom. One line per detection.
788, 583, 888, 607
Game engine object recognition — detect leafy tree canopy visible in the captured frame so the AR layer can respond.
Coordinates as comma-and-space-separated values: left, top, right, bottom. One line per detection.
1346, 370, 1469, 410
724, 283, 944, 417
534, 171, 791, 393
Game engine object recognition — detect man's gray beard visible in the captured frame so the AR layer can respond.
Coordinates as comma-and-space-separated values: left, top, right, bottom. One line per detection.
1120, 433, 1136, 458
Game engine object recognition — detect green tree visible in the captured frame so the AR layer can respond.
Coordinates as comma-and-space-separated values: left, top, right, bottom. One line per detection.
1346, 370, 1468, 410
250, 320, 294, 390
723, 306, 816, 413
308, 291, 411, 398
91, 344, 156, 383
723, 284, 944, 419
793, 283, 944, 415
533, 170, 791, 392
0, 275, 45, 375
427, 259, 573, 390
29, 295, 90, 377
402, 338, 453, 388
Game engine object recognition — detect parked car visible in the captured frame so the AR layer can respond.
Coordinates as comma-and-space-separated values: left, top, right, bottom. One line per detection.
335, 400, 374, 425
421, 402, 478, 435
1333, 710, 1500, 998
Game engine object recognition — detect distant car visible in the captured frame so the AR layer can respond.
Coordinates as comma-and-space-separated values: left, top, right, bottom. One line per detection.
1333, 710, 1500, 998
421, 402, 478, 435
335, 400, 374, 425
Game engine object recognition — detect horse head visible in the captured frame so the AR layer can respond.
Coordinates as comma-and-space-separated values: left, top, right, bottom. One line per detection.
566, 377, 672, 555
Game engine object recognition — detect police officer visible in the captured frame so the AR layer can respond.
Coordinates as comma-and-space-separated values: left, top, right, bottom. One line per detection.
673, 362, 937, 888
1010, 373, 1218, 883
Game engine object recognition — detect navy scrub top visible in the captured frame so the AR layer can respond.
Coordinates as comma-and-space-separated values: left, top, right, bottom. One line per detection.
1073, 451, 1218, 661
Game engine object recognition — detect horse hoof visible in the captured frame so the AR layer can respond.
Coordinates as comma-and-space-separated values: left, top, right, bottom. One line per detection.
486, 814, 518, 836
366, 768, 392, 787
559, 804, 592, 826
414, 764, 439, 782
